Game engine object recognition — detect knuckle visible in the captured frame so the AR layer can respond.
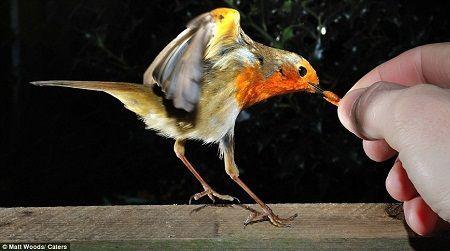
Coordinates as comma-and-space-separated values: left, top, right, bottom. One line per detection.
394, 84, 449, 117
391, 83, 450, 149
405, 83, 442, 96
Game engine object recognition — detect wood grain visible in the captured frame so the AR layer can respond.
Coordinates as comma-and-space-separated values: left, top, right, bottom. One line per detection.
0, 203, 448, 250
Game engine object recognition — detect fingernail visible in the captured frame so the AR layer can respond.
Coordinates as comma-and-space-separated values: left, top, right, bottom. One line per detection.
337, 88, 366, 138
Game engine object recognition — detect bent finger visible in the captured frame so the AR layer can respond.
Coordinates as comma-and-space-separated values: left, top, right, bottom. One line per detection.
350, 42, 450, 92
386, 159, 418, 202
404, 196, 440, 236
362, 139, 397, 162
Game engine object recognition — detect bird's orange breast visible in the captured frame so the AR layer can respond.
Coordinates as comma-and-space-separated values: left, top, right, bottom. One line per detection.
234, 66, 309, 108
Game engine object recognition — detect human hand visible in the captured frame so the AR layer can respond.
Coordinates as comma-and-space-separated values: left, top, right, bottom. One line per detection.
337, 43, 450, 236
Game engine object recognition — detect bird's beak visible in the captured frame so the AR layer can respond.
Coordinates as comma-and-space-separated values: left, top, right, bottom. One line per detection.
307, 82, 340, 106
307, 82, 325, 95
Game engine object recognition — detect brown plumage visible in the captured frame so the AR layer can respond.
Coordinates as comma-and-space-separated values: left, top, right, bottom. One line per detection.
32, 8, 340, 226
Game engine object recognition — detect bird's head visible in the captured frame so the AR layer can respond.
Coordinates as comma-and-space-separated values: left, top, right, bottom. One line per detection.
235, 49, 338, 108
281, 52, 320, 93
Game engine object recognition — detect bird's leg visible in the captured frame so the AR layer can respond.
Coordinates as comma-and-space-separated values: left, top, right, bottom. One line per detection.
220, 134, 297, 227
174, 139, 238, 204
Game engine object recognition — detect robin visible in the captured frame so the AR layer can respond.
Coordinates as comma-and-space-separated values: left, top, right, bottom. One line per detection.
32, 8, 340, 226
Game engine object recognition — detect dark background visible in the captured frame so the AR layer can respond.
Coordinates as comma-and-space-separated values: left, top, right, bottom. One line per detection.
1, 0, 449, 207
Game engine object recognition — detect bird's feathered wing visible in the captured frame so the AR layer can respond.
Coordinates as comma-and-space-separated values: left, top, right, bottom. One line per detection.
143, 8, 241, 112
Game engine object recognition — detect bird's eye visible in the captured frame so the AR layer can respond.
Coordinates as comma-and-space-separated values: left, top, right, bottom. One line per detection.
298, 66, 307, 77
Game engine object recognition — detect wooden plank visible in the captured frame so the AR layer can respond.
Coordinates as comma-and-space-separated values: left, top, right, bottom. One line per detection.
0, 204, 448, 250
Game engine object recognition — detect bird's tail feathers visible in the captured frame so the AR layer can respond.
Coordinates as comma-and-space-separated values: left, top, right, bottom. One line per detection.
31, 80, 157, 117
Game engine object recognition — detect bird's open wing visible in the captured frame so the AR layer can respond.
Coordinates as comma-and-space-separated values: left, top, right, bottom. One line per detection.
143, 8, 241, 112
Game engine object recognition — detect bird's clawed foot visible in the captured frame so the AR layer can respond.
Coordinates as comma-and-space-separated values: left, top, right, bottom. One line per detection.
189, 186, 240, 204
244, 208, 298, 227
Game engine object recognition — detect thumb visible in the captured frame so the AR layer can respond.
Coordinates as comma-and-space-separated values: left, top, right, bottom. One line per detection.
337, 82, 405, 144
337, 82, 450, 222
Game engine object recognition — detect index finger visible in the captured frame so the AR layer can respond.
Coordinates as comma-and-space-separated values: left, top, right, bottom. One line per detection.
350, 42, 450, 92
